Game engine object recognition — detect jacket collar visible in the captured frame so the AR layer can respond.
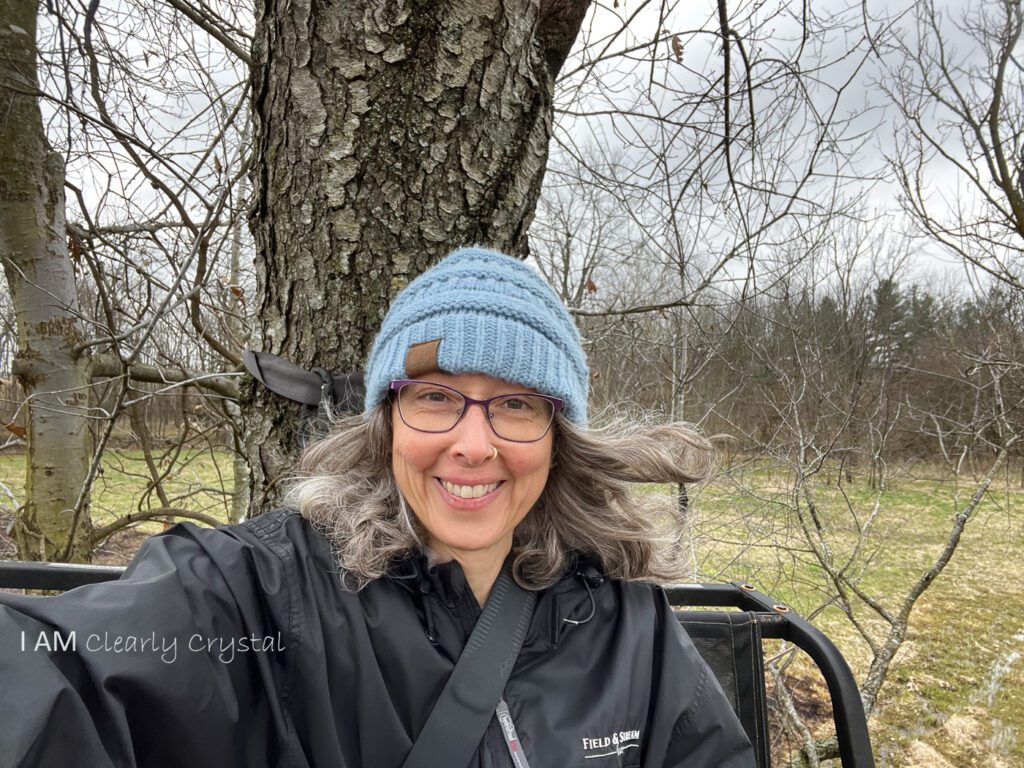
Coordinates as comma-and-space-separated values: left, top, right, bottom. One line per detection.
387, 549, 605, 648
386, 550, 605, 596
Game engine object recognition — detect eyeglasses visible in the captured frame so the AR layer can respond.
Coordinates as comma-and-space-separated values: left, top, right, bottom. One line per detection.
389, 380, 563, 442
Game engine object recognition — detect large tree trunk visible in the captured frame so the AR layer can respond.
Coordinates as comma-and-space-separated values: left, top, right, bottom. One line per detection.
0, 0, 94, 561
245, 0, 591, 510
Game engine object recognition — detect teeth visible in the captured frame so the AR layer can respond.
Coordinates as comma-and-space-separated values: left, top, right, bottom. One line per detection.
442, 480, 499, 499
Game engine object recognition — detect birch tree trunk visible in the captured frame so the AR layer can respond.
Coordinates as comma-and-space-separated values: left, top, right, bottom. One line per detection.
245, 0, 591, 510
0, 0, 94, 561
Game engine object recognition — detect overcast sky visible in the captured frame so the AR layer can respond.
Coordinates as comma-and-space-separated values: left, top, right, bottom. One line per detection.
547, 0, 1013, 290
30, 0, 1018, 298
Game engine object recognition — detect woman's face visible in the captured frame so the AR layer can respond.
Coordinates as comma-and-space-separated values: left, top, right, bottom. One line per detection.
390, 372, 554, 567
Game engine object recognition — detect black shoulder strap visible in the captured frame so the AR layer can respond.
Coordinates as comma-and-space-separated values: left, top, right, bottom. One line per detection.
243, 349, 365, 411
243, 349, 367, 447
402, 566, 536, 768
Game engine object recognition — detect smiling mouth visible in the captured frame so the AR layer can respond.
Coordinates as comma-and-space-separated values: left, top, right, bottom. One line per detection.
438, 479, 502, 499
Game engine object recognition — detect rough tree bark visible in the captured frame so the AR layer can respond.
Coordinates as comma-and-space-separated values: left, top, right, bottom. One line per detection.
244, 0, 592, 510
0, 0, 94, 561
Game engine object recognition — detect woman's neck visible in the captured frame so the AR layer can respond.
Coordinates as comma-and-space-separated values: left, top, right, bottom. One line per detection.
460, 556, 504, 607
426, 539, 510, 607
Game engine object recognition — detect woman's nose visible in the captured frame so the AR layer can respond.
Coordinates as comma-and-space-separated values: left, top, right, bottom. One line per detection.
449, 404, 495, 464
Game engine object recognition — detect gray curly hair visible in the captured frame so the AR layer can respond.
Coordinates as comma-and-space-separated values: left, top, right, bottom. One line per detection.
285, 402, 714, 590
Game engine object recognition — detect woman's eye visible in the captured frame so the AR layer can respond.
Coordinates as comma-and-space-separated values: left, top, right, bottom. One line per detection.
500, 397, 531, 411
418, 388, 456, 404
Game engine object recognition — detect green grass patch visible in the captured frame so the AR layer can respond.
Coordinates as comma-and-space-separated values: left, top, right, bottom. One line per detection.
690, 460, 1024, 766
0, 448, 235, 536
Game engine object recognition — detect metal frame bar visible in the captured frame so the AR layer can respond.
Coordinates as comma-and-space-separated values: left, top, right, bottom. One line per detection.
0, 560, 124, 591
667, 582, 874, 768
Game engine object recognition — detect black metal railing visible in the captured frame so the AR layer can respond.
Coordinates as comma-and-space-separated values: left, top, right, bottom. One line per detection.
667, 582, 874, 768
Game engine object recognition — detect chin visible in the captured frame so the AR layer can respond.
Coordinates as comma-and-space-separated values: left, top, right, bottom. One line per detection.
430, 527, 512, 558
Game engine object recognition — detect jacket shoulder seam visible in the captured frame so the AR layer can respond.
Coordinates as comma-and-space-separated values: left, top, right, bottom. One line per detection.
236, 508, 304, 710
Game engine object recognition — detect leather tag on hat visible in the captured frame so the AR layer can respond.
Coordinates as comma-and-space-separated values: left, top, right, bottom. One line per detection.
405, 339, 442, 378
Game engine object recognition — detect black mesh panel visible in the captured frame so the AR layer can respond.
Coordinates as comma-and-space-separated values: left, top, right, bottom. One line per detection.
678, 611, 771, 768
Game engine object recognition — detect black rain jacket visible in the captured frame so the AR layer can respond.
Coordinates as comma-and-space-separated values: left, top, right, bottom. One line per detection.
0, 510, 754, 767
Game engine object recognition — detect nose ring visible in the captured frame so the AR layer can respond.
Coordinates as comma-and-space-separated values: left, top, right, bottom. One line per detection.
487, 446, 499, 461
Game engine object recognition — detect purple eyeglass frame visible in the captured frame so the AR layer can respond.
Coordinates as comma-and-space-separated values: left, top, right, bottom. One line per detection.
388, 379, 563, 442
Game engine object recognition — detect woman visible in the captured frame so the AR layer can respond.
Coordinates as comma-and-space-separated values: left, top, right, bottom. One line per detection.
0, 247, 753, 767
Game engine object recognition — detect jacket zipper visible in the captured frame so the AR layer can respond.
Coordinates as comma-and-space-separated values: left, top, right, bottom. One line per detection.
487, 713, 514, 768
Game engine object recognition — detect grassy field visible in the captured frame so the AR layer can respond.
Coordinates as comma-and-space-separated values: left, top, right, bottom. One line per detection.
0, 448, 235, 554
691, 459, 1024, 767
1, 450, 1021, 765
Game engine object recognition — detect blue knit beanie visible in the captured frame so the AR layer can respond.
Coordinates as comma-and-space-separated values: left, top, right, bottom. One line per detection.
363, 247, 589, 424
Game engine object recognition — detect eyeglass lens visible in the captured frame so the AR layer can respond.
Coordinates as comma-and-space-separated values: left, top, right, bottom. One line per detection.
396, 382, 554, 441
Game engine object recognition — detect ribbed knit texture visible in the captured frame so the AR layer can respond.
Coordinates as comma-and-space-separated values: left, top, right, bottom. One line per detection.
364, 247, 589, 424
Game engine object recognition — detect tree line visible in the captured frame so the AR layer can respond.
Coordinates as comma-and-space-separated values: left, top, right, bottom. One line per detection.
579, 273, 1023, 476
